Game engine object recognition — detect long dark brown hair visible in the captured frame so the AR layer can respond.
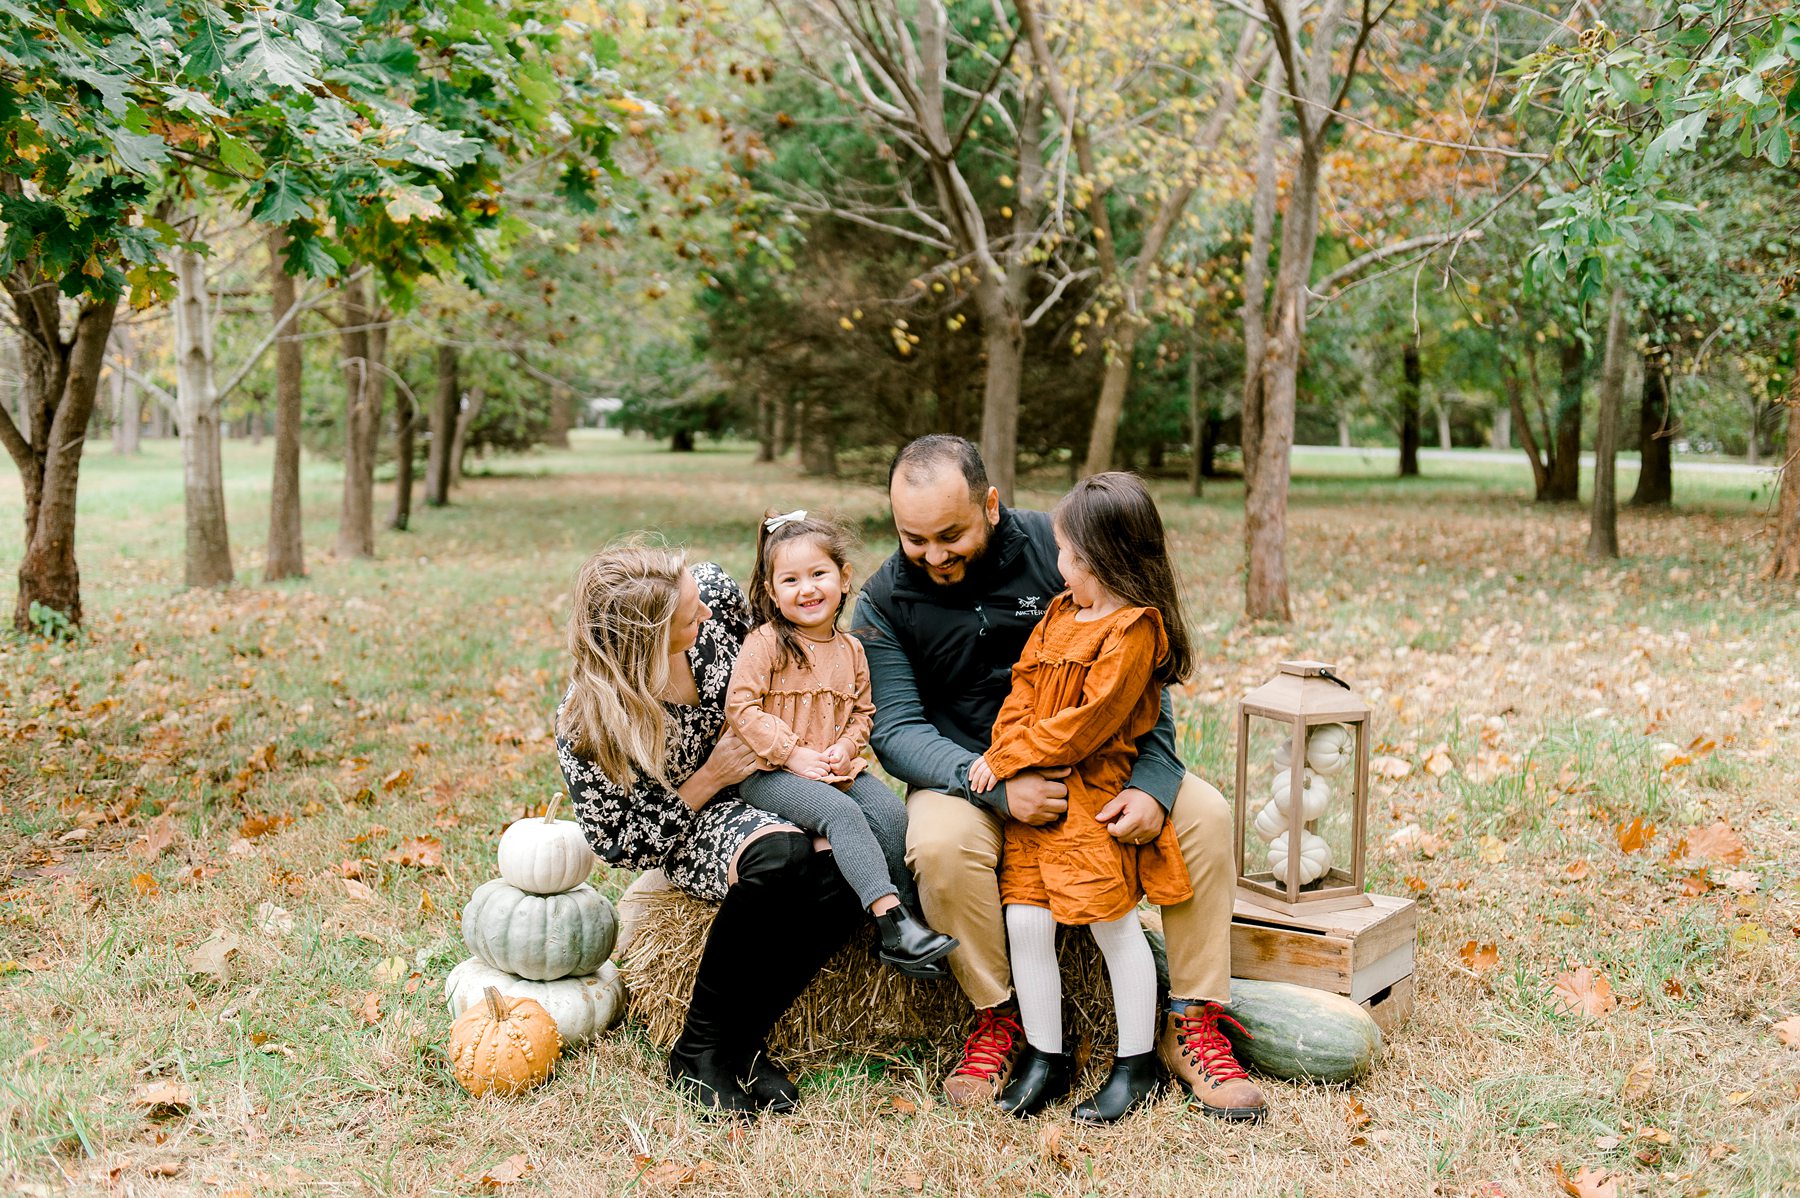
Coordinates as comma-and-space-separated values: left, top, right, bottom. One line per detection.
1052, 472, 1193, 684
749, 510, 858, 670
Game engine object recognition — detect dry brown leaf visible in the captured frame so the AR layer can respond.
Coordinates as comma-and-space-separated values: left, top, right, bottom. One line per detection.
382, 835, 441, 869
1564, 860, 1593, 881
342, 878, 377, 904
1636, 1125, 1672, 1145
381, 767, 413, 793
1552, 1163, 1620, 1198
1722, 870, 1760, 894
254, 901, 294, 936
130, 873, 159, 897
1676, 869, 1713, 897
1616, 816, 1655, 855
1344, 1096, 1371, 1129
886, 1095, 917, 1116
1620, 1057, 1654, 1102
1371, 755, 1412, 780
1459, 941, 1501, 975
239, 812, 292, 840
900, 1175, 925, 1194
1551, 967, 1616, 1018
359, 991, 381, 1026
187, 929, 240, 985
473, 1154, 533, 1189
1037, 1123, 1075, 1172
1682, 822, 1748, 866
1772, 1016, 1800, 1047
1422, 744, 1455, 777
129, 1080, 194, 1116
135, 816, 176, 861
1477, 835, 1508, 865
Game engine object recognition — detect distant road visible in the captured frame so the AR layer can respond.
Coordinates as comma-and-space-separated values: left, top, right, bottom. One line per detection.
1296, 445, 1772, 478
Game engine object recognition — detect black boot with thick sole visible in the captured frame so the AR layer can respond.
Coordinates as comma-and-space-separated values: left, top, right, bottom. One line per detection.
996, 1046, 1076, 1117
1071, 1051, 1162, 1124
875, 905, 959, 978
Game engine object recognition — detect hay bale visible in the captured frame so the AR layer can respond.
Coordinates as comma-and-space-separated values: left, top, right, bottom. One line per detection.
617, 880, 1161, 1064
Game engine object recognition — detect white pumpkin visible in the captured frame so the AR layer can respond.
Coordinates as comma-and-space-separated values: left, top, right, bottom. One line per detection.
445, 957, 626, 1046
462, 879, 617, 981
1271, 768, 1331, 821
1306, 724, 1356, 776
1272, 739, 1294, 770
1252, 799, 1288, 843
498, 795, 597, 895
1266, 830, 1333, 885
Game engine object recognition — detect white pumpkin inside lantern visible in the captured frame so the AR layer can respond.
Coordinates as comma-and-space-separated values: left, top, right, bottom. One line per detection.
1267, 830, 1333, 885
1252, 800, 1286, 843
1306, 724, 1356, 776
1271, 768, 1331, 821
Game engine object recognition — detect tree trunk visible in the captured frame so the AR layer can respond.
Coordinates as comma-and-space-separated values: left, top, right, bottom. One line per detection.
671, 427, 696, 452
546, 381, 574, 449
1490, 403, 1511, 451
450, 386, 485, 488
173, 246, 234, 588
1187, 343, 1205, 497
1630, 343, 1673, 507
755, 393, 776, 463
1239, 56, 1285, 493
1398, 341, 1421, 477
266, 229, 307, 581
1545, 338, 1585, 502
1769, 329, 1800, 579
390, 359, 416, 531
1084, 329, 1143, 477
336, 277, 379, 559
776, 394, 796, 456
1336, 414, 1351, 448
1503, 353, 1551, 498
1436, 402, 1453, 452
799, 399, 838, 477
110, 325, 139, 455
2, 270, 116, 630
1746, 407, 1761, 467
1588, 286, 1628, 559
974, 277, 1024, 503
426, 342, 457, 507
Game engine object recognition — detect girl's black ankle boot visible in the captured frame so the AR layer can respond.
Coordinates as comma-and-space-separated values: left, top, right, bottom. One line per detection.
875, 905, 958, 978
1071, 1051, 1162, 1123
996, 1045, 1076, 1116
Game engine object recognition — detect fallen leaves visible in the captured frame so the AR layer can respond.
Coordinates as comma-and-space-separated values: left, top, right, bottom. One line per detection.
254, 901, 294, 936
130, 872, 159, 897
382, 835, 442, 869
1422, 743, 1455, 777
468, 1154, 533, 1190
1477, 835, 1508, 865
1371, 755, 1413, 780
134, 815, 176, 860
187, 929, 241, 985
129, 1080, 194, 1116
1551, 967, 1616, 1018
1774, 1016, 1800, 1047
1680, 822, 1747, 866
1458, 941, 1501, 975
1615, 816, 1655, 855
342, 878, 378, 904
1620, 1057, 1654, 1103
1552, 1163, 1620, 1198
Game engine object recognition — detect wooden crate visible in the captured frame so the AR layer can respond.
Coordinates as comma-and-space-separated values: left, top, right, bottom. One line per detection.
1360, 973, 1414, 1035
1230, 893, 1417, 1006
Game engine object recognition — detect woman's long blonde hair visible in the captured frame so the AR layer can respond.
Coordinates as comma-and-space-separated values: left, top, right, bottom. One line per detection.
560, 542, 688, 790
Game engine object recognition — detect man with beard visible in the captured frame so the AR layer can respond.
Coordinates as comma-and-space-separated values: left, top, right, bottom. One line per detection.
855, 435, 1264, 1121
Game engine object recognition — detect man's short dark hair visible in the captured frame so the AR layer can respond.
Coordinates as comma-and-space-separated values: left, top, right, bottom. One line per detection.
888, 435, 989, 505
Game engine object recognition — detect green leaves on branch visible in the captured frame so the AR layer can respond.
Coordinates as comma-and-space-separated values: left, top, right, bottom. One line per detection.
2, 0, 633, 308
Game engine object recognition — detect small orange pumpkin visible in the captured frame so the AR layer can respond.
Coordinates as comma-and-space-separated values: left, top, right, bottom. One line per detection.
448, 986, 562, 1096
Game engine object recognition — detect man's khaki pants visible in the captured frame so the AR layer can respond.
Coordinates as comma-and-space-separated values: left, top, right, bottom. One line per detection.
904, 774, 1234, 1010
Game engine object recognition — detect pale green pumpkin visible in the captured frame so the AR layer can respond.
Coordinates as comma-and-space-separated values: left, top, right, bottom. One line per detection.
462, 879, 617, 981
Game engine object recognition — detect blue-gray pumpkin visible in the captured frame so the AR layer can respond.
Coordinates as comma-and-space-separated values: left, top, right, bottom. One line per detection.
462, 879, 616, 981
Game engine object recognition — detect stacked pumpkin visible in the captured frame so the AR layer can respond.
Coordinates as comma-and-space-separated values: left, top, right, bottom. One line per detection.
445, 797, 627, 1055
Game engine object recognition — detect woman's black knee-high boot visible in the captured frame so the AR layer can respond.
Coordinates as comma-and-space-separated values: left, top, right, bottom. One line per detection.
669, 832, 815, 1113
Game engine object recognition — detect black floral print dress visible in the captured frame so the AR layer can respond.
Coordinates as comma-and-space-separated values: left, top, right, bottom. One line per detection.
556, 561, 792, 902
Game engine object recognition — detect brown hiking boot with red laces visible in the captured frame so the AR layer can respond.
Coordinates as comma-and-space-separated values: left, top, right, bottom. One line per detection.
942, 1005, 1024, 1107
1157, 1002, 1266, 1122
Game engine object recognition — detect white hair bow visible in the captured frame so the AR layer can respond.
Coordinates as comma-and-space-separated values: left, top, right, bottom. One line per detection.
764, 509, 808, 532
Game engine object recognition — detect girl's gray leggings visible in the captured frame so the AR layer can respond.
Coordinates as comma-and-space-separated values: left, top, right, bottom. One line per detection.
737, 770, 915, 912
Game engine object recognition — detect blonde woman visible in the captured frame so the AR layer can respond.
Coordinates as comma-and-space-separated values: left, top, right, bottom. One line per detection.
555, 546, 863, 1115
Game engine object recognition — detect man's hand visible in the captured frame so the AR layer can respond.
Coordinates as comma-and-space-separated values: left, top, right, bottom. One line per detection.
1004, 767, 1071, 825
1096, 787, 1166, 844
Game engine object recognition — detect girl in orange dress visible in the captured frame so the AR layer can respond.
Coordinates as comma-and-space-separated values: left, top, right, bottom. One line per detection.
967, 472, 1194, 1123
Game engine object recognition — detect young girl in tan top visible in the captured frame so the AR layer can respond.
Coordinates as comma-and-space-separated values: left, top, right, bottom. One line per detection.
726, 510, 958, 977
968, 472, 1194, 1123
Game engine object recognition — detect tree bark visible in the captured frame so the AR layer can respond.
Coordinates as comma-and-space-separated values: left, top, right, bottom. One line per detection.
172, 245, 234, 588
110, 325, 139, 455
1187, 340, 1205, 497
426, 342, 457, 507
1545, 337, 1585, 502
1398, 340, 1421, 477
1769, 330, 1800, 579
973, 277, 1024, 500
450, 386, 485, 488
389, 355, 416, 531
546, 381, 574, 449
1239, 55, 1285, 493
336, 277, 380, 558
1588, 286, 1628, 559
1630, 343, 1673, 507
1337, 414, 1351, 448
1436, 402, 1453, 452
1502, 351, 1551, 498
1490, 403, 1511, 451
2, 276, 116, 630
799, 399, 838, 476
266, 229, 307, 581
754, 393, 776, 463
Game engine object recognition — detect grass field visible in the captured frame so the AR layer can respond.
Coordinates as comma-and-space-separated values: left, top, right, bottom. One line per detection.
2, 432, 1797, 1196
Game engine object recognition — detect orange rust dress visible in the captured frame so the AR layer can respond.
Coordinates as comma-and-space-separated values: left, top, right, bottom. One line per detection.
987, 596, 1193, 925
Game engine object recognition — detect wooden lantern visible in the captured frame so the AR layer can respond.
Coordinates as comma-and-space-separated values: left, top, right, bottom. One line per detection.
1234, 660, 1371, 913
